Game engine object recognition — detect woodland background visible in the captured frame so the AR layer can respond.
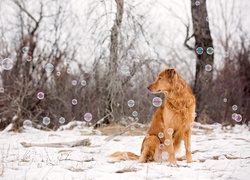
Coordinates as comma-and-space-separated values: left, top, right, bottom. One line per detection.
0, 0, 249, 131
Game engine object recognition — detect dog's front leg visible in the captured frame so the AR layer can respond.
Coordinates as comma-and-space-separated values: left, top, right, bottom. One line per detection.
184, 130, 193, 163
163, 129, 176, 164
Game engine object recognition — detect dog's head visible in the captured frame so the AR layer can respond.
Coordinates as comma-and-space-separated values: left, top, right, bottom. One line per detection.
147, 68, 186, 94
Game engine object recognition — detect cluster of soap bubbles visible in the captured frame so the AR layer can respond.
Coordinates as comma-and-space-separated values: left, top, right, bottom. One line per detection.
152, 97, 162, 107
232, 113, 242, 122
22, 46, 32, 62
127, 100, 139, 118
196, 47, 214, 55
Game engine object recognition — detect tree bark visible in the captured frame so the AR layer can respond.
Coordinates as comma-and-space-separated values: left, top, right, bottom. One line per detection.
104, 0, 124, 123
191, 0, 214, 122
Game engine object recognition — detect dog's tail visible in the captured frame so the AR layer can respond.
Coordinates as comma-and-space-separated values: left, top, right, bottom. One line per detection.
109, 151, 139, 160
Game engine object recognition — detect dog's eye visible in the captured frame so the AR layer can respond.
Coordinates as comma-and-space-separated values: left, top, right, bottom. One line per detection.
158, 77, 162, 80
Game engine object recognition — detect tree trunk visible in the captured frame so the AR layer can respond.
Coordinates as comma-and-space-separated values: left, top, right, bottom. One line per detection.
104, 0, 124, 123
191, 0, 214, 123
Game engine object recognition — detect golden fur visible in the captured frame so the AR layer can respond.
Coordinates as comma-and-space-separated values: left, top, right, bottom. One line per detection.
109, 68, 196, 164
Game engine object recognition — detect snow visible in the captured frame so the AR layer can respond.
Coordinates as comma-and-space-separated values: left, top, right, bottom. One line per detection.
0, 123, 250, 180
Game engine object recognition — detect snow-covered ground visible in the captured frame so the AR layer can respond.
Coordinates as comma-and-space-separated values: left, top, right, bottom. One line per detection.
0, 123, 250, 180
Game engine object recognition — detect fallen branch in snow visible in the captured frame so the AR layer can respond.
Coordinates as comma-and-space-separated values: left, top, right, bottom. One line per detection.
20, 138, 91, 148
104, 118, 139, 141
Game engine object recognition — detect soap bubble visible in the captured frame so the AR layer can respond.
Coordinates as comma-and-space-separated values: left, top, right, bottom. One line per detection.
84, 113, 92, 122
206, 47, 214, 55
121, 65, 129, 74
23, 120, 32, 128
152, 97, 162, 107
223, 98, 227, 102
164, 139, 171, 146
192, 112, 197, 118
159, 144, 165, 150
37, 92, 44, 100
0, 87, 4, 93
206, 16, 209, 22
132, 111, 138, 117
45, 63, 54, 73
167, 128, 174, 135
125, 71, 130, 76
195, 1, 200, 6
66, 59, 72, 64
26, 55, 32, 62
128, 99, 135, 107
205, 64, 212, 72
224, 52, 229, 58
81, 80, 86, 86
127, 49, 134, 56
67, 68, 72, 74
234, 114, 242, 122
2, 58, 13, 70
22, 46, 29, 53
232, 113, 237, 120
72, 80, 77, 86
158, 132, 164, 138
72, 99, 78, 105
59, 117, 65, 124
161, 152, 169, 160
196, 47, 203, 54
56, 72, 61, 76
133, 58, 140, 63
42, 117, 50, 125
232, 105, 238, 111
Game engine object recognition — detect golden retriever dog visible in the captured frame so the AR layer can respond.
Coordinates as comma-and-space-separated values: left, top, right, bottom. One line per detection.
109, 68, 196, 164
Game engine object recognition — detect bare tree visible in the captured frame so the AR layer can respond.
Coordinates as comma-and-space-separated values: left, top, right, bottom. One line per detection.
185, 0, 214, 122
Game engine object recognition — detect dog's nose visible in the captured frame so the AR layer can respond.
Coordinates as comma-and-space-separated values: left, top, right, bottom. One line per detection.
147, 86, 150, 90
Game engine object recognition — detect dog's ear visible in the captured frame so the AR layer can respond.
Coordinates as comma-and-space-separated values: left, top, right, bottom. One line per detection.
165, 68, 176, 79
